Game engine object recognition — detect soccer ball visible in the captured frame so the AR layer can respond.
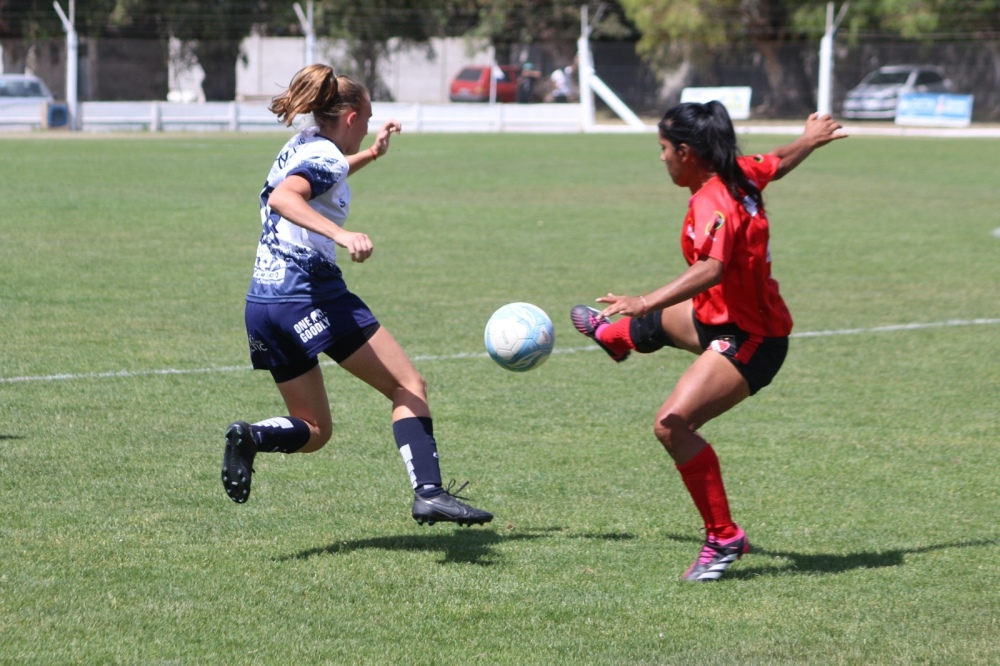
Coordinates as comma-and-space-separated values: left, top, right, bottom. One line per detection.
484, 302, 555, 372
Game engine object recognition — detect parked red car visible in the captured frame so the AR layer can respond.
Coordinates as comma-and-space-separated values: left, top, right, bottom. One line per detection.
449, 65, 520, 103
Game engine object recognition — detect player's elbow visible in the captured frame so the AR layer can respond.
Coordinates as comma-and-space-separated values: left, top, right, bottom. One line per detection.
267, 189, 297, 217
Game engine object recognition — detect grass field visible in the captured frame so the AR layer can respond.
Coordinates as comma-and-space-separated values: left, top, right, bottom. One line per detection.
1, 128, 998, 665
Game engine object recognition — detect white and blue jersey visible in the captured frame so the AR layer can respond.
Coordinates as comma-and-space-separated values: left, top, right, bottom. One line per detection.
247, 126, 351, 304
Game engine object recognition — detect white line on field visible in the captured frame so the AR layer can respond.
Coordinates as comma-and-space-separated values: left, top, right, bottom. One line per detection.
2, 317, 998, 384
789, 318, 1000, 338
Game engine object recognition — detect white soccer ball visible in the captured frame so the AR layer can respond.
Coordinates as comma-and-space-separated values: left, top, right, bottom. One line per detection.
484, 302, 555, 372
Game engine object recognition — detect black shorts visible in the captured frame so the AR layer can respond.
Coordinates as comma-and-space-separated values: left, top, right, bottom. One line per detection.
693, 317, 788, 395
244, 292, 380, 383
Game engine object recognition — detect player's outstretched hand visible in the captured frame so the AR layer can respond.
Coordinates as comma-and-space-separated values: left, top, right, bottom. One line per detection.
596, 292, 644, 319
802, 113, 847, 148
370, 119, 402, 159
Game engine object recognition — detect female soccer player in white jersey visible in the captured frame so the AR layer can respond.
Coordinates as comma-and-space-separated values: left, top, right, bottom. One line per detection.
221, 64, 492, 527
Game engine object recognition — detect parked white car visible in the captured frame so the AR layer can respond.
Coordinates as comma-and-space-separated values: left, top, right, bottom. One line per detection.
0, 73, 54, 105
842, 65, 952, 120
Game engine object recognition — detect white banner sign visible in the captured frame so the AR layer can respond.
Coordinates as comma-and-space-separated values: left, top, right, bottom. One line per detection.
680, 86, 753, 120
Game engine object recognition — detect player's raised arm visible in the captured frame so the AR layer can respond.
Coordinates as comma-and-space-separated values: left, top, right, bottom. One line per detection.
348, 119, 402, 175
770, 113, 848, 180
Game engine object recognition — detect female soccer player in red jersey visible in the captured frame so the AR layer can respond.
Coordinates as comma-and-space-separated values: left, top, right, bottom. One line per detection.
571, 102, 846, 581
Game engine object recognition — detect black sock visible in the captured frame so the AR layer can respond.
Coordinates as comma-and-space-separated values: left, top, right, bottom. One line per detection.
392, 416, 443, 496
252, 417, 311, 454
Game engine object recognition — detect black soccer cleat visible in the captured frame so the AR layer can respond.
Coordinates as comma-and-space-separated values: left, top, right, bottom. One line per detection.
411, 481, 493, 527
570, 304, 630, 363
222, 421, 258, 504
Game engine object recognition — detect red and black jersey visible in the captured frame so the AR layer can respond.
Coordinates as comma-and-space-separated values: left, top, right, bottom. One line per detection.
680, 153, 793, 338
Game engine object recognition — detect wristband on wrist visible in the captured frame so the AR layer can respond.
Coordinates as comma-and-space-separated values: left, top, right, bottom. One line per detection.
369, 145, 378, 161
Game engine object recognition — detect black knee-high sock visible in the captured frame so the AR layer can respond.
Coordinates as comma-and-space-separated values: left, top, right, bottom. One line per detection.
252, 417, 311, 453
392, 416, 443, 497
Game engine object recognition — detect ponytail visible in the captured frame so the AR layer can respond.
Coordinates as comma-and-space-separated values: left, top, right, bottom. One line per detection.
658, 101, 763, 212
269, 64, 368, 127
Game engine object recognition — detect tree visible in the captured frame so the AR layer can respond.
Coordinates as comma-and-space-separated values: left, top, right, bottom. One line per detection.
0, 0, 55, 71
0, 0, 163, 93
619, 0, 1000, 116
163, 0, 271, 101
842, 0, 1000, 120
312, 0, 457, 100
0, 0, 64, 40
0, 0, 127, 71
618, 0, 829, 115
452, 0, 583, 64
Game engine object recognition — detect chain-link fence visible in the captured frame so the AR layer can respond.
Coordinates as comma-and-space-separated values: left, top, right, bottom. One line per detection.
4, 35, 998, 121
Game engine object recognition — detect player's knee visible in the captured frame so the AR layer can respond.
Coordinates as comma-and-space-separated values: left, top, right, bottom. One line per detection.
653, 412, 689, 450
299, 417, 333, 453
407, 373, 429, 401
316, 419, 334, 445
390, 372, 428, 405
631, 311, 675, 354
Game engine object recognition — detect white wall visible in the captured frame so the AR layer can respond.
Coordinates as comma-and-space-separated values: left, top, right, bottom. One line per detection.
382, 38, 495, 103
169, 36, 495, 104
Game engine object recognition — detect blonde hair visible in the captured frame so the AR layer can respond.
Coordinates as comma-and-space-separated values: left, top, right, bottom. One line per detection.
269, 64, 368, 127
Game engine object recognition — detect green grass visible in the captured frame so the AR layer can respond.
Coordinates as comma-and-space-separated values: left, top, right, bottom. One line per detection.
1, 130, 998, 665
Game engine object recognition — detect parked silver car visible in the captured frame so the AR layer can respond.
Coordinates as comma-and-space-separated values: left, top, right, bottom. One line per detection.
0, 73, 54, 103
842, 65, 952, 120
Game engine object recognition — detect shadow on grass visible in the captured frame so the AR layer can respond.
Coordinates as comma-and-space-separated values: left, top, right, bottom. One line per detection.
664, 533, 997, 579
0, 434, 23, 440
279, 527, 636, 566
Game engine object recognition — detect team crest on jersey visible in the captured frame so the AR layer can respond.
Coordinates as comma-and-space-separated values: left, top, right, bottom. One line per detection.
705, 212, 725, 236
710, 339, 731, 354
753, 154, 764, 162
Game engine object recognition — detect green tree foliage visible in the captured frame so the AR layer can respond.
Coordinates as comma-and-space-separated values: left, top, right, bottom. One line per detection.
4, 1, 996, 105
0, 0, 163, 39
314, 0, 453, 99
161, 0, 269, 101
0, 0, 60, 70
0, 0, 161, 73
618, 0, 1000, 114
0, 0, 60, 39
617, 0, 828, 114
838, 0, 1000, 39
454, 0, 583, 62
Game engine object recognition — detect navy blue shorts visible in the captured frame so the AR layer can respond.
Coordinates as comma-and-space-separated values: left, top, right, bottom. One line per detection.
245, 292, 380, 383
693, 317, 788, 395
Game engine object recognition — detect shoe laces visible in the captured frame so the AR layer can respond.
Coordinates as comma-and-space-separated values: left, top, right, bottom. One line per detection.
696, 538, 722, 565
442, 479, 473, 500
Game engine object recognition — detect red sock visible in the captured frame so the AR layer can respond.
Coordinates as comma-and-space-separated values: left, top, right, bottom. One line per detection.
596, 317, 636, 351
675, 444, 739, 541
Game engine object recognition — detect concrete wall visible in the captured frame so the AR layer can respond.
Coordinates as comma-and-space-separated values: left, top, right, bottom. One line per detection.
168, 36, 496, 104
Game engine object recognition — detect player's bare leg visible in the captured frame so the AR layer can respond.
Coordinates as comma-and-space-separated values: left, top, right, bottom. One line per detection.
340, 327, 493, 526
654, 351, 751, 581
